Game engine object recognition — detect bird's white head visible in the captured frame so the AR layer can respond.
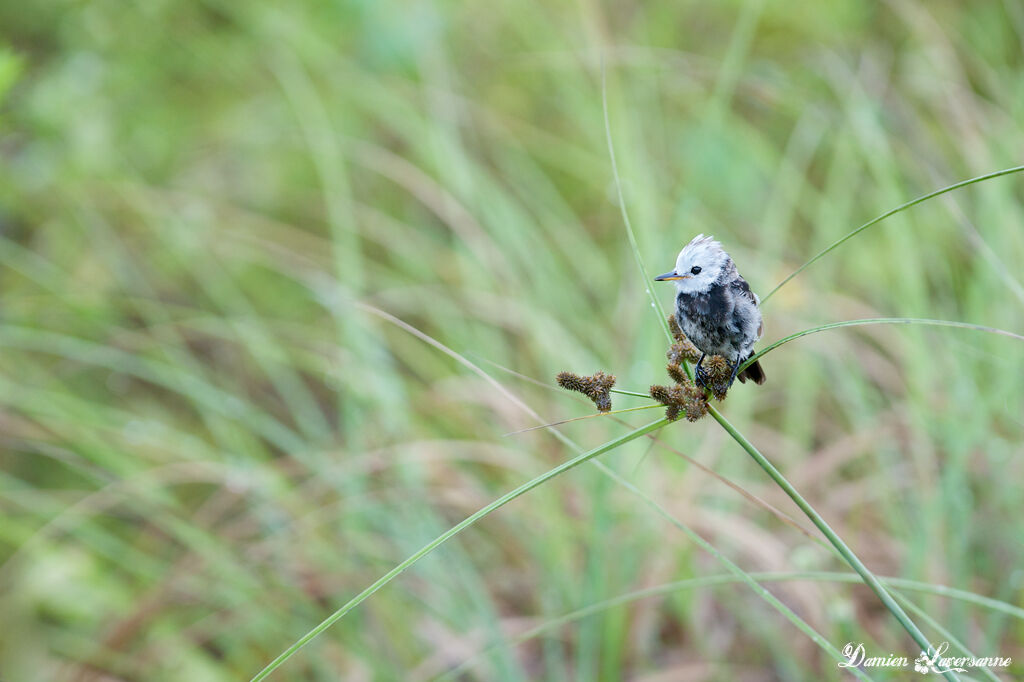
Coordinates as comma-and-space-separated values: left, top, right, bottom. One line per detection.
655, 234, 731, 294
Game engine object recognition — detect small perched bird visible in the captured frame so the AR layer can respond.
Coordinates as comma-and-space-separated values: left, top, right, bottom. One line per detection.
655, 234, 766, 389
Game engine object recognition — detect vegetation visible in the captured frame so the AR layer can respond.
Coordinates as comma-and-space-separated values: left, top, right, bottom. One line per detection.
1, 1, 1022, 680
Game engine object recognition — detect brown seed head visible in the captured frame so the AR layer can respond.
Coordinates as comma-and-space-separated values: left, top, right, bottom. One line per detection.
557, 371, 615, 413
556, 371, 586, 393
667, 315, 685, 342
667, 340, 701, 366
703, 356, 732, 401
649, 383, 687, 422
681, 382, 709, 422
666, 363, 690, 386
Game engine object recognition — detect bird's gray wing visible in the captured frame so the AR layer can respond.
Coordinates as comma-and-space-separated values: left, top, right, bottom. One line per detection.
731, 276, 764, 338
730, 276, 758, 306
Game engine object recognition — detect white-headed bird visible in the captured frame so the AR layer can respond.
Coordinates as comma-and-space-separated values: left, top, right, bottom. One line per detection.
655, 234, 766, 389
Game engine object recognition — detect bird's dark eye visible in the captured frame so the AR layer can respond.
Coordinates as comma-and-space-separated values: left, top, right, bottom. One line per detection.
690, 266, 702, 275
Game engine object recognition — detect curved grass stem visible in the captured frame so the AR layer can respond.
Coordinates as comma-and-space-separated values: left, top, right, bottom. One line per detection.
601, 60, 673, 344
610, 387, 656, 398
762, 165, 1024, 304
709, 407, 960, 682
739, 317, 1024, 373
346, 311, 878, 679
589, 459, 875, 681
441, 570, 1021, 680
248, 418, 669, 682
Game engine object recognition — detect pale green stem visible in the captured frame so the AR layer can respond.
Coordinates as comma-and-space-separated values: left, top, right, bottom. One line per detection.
592, 460, 875, 681
739, 318, 1024, 373
441, 570, 1021, 680
762, 166, 1024, 304
895, 594, 1002, 682
709, 407, 960, 682
248, 418, 669, 682
610, 388, 656, 398
601, 61, 673, 343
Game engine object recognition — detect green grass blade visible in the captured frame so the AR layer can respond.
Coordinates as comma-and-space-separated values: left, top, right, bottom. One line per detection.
740, 318, 1024, 372
442, 570, 1023, 680
260, 307, 951, 681
894, 594, 1002, 682
248, 418, 669, 682
602, 61, 673, 343
762, 165, 1024, 304
590, 460, 876, 681
709, 407, 961, 682
610, 388, 656, 398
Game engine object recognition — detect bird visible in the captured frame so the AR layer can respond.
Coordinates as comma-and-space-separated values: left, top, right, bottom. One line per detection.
655, 234, 766, 390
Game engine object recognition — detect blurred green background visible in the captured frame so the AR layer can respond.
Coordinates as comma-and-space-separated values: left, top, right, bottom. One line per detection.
1, 1, 1023, 680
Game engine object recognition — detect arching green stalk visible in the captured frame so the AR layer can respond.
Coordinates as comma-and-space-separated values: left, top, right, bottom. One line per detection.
894, 594, 1002, 682
762, 166, 1024, 303
709, 409, 960, 682
739, 317, 1024, 372
601, 61, 673, 344
248, 418, 669, 682
440, 570, 1023, 680
590, 460, 875, 681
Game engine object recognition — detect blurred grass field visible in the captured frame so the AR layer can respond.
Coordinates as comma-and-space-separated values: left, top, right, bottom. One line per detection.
2, 1, 1024, 680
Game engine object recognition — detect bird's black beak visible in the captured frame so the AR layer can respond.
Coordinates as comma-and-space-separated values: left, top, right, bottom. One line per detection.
654, 270, 686, 281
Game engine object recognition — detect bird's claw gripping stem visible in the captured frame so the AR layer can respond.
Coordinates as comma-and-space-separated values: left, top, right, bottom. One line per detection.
693, 353, 709, 389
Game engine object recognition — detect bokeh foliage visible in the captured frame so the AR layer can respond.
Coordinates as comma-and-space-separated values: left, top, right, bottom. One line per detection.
1, 0, 1023, 680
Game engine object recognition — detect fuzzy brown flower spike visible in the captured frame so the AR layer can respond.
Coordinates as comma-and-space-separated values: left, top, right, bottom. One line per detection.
589, 371, 615, 412
649, 384, 684, 421
556, 371, 616, 413
680, 382, 709, 422
667, 315, 684, 341
701, 356, 734, 402
666, 316, 701, 365
666, 363, 689, 386
654, 365, 710, 423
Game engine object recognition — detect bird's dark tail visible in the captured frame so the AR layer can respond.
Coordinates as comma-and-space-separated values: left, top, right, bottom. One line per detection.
737, 358, 766, 385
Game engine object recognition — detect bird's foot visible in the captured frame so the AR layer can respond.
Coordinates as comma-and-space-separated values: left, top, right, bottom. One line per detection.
694, 365, 711, 389
725, 357, 742, 389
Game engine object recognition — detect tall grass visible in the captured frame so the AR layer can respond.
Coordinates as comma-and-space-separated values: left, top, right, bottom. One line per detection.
1, 2, 1023, 681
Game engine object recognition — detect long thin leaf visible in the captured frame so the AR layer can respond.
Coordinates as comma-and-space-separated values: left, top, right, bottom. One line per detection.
440, 570, 1023, 680
601, 60, 673, 343
592, 461, 875, 681
248, 418, 669, 682
740, 317, 1024, 372
895, 594, 1003, 682
710, 408, 960, 682
762, 166, 1024, 303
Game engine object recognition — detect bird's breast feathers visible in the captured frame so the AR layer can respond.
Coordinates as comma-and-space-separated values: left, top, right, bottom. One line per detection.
676, 278, 761, 355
